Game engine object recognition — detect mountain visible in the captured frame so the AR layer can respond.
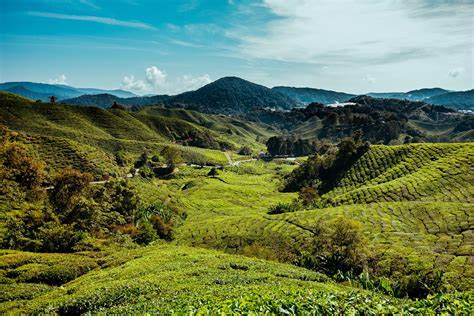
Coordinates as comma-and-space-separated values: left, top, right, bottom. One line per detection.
425, 90, 474, 111
167, 77, 300, 114
272, 86, 355, 105
404, 88, 449, 101
0, 81, 136, 101
61, 93, 170, 109
2, 85, 52, 101
75, 88, 136, 98
367, 88, 451, 102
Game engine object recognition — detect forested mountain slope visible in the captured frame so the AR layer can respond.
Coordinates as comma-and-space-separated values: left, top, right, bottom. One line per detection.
0, 92, 273, 176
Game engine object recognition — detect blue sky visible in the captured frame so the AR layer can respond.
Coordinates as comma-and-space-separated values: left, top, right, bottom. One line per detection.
0, 0, 472, 95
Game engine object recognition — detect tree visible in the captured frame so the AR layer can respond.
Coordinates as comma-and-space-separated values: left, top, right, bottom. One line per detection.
303, 216, 368, 275
160, 146, 182, 166
298, 186, 319, 206
49, 169, 93, 212
238, 146, 252, 156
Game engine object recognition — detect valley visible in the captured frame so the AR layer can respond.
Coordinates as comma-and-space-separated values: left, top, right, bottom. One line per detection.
0, 83, 473, 314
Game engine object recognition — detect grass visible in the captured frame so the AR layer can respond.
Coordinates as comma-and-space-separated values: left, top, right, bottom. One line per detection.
126, 146, 473, 294
0, 92, 472, 313
2, 244, 472, 314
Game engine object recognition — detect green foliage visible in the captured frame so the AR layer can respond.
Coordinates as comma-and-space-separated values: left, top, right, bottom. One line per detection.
49, 168, 93, 211
237, 146, 252, 156
300, 216, 368, 276
4, 245, 471, 315
283, 136, 369, 193
268, 201, 301, 215
134, 221, 158, 245
266, 136, 317, 156
114, 150, 128, 167
2, 163, 147, 252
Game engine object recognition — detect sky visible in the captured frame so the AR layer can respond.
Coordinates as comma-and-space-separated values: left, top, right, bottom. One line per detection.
0, 0, 473, 95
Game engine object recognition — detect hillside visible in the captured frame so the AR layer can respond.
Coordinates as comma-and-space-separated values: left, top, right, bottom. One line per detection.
0, 91, 274, 176
167, 77, 300, 114
154, 143, 473, 294
249, 95, 474, 145
273, 86, 355, 105
426, 90, 474, 111
4, 244, 471, 314
405, 88, 450, 100
0, 91, 473, 313
0, 82, 136, 101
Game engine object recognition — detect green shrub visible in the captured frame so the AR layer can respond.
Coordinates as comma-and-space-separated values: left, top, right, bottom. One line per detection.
114, 150, 128, 167
149, 215, 174, 241
134, 221, 157, 245
268, 202, 301, 215
139, 165, 154, 179
37, 223, 86, 253
49, 168, 93, 211
301, 216, 368, 276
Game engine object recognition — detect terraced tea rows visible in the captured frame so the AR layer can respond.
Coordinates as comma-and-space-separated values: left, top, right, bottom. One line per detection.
323, 143, 473, 205
3, 245, 471, 314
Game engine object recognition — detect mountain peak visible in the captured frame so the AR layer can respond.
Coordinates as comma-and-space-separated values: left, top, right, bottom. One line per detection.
168, 77, 299, 114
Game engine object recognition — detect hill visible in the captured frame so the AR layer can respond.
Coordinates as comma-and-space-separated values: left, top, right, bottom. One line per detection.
167, 77, 300, 114
0, 82, 136, 101
273, 86, 355, 105
405, 88, 450, 100
61, 93, 170, 109
249, 95, 473, 146
155, 143, 473, 295
0, 90, 473, 312
426, 90, 474, 111
0, 91, 274, 176
367, 88, 449, 102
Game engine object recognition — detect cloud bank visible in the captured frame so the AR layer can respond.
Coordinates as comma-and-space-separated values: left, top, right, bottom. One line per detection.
48, 74, 68, 85
121, 66, 211, 94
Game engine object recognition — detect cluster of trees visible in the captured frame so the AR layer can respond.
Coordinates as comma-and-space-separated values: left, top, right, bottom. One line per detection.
134, 146, 182, 179
0, 129, 182, 252
283, 133, 370, 195
248, 96, 458, 144
266, 136, 318, 156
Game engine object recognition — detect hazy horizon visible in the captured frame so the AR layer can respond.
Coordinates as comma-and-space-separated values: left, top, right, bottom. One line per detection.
1, 0, 473, 95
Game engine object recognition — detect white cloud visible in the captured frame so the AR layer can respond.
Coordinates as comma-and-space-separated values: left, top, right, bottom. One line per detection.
145, 66, 167, 90
121, 75, 147, 91
48, 74, 68, 85
121, 66, 211, 94
176, 74, 212, 92
28, 11, 155, 30
230, 0, 472, 66
449, 67, 464, 78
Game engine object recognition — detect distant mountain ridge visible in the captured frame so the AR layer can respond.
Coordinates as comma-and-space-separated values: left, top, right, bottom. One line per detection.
61, 93, 170, 109
2, 79, 472, 112
425, 90, 474, 111
367, 88, 450, 102
0, 81, 137, 101
272, 86, 355, 105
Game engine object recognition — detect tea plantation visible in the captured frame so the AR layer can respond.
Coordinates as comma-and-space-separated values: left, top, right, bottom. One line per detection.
0, 91, 473, 314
